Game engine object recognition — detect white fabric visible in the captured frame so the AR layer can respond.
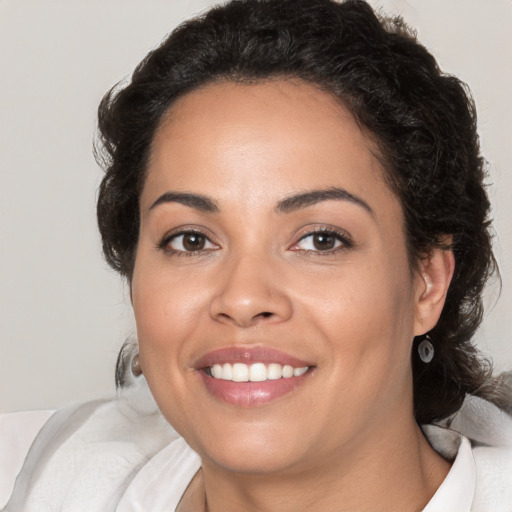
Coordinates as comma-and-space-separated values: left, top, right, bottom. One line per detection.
422, 435, 475, 512
2, 392, 178, 512
0, 410, 54, 508
450, 394, 512, 511
116, 437, 201, 512
1, 394, 511, 511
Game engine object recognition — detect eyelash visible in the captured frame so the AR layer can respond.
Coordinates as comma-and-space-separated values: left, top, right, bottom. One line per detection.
158, 229, 218, 257
158, 227, 353, 257
292, 227, 353, 255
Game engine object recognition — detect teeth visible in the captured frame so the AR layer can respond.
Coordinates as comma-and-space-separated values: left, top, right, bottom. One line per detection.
232, 363, 249, 382
249, 362, 267, 382
208, 362, 309, 382
211, 364, 222, 378
267, 363, 282, 380
222, 363, 232, 381
293, 366, 308, 377
282, 365, 294, 378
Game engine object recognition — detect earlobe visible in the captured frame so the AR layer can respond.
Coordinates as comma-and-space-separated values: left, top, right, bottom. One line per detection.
414, 242, 455, 336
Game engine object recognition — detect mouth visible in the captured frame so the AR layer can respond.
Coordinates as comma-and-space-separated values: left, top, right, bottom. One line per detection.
205, 362, 310, 381
195, 346, 315, 407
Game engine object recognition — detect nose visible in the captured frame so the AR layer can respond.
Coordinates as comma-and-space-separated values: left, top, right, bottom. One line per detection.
209, 253, 293, 328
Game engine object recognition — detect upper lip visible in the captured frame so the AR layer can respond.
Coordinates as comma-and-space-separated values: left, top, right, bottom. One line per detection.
194, 346, 313, 369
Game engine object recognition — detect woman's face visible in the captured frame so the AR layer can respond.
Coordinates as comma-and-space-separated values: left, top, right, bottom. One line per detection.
132, 80, 432, 475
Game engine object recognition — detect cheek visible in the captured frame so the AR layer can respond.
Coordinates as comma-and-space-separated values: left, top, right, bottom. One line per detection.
298, 255, 416, 376
131, 256, 205, 372
131, 266, 209, 424
297, 253, 414, 331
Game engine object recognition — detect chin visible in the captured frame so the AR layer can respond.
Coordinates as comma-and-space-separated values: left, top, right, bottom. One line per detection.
170, 406, 328, 475
201, 433, 309, 475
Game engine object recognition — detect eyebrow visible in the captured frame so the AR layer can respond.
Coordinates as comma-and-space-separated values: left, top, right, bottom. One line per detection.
276, 187, 374, 215
149, 186, 373, 216
150, 191, 220, 213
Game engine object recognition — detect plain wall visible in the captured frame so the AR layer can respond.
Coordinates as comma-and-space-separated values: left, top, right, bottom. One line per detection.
1, 0, 511, 413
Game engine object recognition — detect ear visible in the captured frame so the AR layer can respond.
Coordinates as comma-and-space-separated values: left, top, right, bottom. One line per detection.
413, 239, 455, 336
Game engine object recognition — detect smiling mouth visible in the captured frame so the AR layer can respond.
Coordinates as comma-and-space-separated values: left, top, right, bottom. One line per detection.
195, 346, 314, 406
204, 362, 310, 382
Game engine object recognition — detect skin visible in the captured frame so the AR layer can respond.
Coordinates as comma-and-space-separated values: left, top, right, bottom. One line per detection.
131, 80, 455, 512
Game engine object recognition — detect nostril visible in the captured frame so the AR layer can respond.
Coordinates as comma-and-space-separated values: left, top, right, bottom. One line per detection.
260, 312, 273, 318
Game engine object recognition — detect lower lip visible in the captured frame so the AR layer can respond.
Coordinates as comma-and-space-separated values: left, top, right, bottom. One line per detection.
199, 371, 311, 407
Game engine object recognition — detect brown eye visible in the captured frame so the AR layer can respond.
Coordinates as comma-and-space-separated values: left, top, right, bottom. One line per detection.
182, 233, 206, 251
312, 233, 336, 250
293, 229, 350, 253
165, 231, 217, 253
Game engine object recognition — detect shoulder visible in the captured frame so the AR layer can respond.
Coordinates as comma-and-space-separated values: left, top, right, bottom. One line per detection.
426, 394, 512, 511
0, 409, 54, 509
458, 396, 512, 511
452, 394, 512, 510
471, 443, 512, 511
2, 381, 179, 511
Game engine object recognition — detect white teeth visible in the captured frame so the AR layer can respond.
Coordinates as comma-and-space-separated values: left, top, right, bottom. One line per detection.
293, 366, 308, 377
208, 362, 309, 382
212, 364, 223, 379
249, 362, 267, 382
232, 363, 249, 382
222, 363, 233, 381
282, 365, 294, 378
267, 363, 283, 380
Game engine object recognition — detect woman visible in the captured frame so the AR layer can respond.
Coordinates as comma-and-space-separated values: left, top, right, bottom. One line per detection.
2, 0, 511, 510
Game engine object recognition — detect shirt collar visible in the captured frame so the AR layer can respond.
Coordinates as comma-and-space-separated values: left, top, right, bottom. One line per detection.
422, 427, 476, 512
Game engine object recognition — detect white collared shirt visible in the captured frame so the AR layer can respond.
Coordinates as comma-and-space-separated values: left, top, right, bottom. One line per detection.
422, 435, 475, 512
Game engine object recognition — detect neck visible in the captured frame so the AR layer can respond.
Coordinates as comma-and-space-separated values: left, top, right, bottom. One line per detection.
185, 417, 450, 512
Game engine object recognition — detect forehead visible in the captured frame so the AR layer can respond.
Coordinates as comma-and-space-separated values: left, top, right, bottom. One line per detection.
143, 79, 397, 217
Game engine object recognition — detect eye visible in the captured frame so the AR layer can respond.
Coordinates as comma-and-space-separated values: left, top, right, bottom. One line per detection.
161, 230, 218, 254
291, 228, 352, 254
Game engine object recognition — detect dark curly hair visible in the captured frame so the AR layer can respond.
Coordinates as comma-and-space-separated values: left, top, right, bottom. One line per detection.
96, 0, 501, 423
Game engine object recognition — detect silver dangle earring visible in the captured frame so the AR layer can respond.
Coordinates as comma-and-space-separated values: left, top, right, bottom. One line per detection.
418, 335, 434, 363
